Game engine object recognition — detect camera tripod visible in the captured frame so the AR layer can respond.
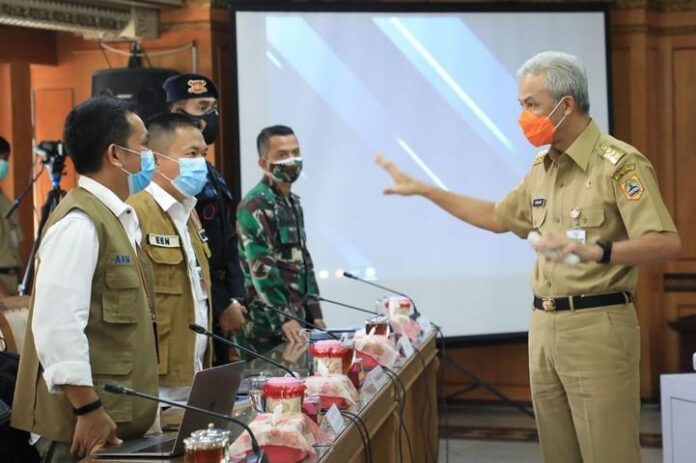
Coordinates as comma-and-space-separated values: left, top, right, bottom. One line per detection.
17, 144, 66, 295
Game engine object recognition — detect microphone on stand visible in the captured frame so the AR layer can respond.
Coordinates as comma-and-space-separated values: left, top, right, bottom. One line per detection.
342, 271, 421, 320
103, 383, 267, 462
258, 302, 341, 340
189, 323, 299, 378
307, 294, 378, 316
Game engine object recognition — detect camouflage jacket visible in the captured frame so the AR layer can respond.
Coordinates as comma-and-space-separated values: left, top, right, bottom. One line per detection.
236, 176, 322, 342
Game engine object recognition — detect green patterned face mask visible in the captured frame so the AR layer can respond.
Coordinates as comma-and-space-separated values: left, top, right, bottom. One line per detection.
270, 157, 303, 184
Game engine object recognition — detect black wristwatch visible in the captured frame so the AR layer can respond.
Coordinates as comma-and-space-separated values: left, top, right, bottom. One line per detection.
73, 398, 102, 416
596, 240, 613, 264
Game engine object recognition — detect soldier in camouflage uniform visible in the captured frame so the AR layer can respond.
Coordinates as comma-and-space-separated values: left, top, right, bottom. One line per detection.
236, 125, 324, 353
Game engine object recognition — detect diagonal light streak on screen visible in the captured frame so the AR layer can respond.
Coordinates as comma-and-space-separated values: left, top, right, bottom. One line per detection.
265, 50, 283, 69
388, 17, 515, 153
396, 137, 449, 191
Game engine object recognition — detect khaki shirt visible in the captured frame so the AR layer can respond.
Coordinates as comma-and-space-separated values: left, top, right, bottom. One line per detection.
495, 120, 676, 298
0, 190, 22, 269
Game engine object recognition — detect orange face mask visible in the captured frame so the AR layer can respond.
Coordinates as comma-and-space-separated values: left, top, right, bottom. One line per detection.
517, 98, 567, 147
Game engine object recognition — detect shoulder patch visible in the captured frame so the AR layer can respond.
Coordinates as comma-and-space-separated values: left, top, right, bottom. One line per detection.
599, 142, 628, 166
611, 163, 636, 181
533, 151, 547, 166
619, 175, 644, 200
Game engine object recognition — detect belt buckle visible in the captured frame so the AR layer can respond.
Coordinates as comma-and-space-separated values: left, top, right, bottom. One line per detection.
542, 297, 556, 311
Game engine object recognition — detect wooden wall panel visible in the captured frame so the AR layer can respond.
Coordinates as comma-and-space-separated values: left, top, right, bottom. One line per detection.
611, 48, 632, 141
664, 291, 696, 373
0, 26, 56, 65
32, 88, 77, 208
0, 61, 35, 263
672, 48, 696, 259
441, 342, 531, 402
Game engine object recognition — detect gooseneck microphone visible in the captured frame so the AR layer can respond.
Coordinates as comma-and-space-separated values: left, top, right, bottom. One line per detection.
258, 302, 340, 340
188, 323, 298, 378
103, 383, 266, 462
308, 294, 378, 316
342, 271, 421, 319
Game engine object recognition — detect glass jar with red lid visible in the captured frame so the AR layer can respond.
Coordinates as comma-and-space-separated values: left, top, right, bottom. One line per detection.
309, 340, 353, 375
262, 377, 306, 413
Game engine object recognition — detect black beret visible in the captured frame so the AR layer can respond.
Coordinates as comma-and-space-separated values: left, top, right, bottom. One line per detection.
163, 73, 219, 104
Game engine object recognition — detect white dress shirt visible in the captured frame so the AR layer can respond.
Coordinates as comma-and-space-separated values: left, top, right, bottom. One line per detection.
32, 176, 141, 393
145, 182, 208, 402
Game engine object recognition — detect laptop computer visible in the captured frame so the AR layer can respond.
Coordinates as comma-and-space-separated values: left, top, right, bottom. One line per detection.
95, 361, 245, 458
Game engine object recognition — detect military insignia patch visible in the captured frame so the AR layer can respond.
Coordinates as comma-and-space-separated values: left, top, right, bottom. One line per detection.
620, 175, 644, 200
601, 144, 627, 166
612, 163, 636, 181
187, 79, 208, 95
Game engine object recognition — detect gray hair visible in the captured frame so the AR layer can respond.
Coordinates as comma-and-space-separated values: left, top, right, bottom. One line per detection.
517, 51, 590, 114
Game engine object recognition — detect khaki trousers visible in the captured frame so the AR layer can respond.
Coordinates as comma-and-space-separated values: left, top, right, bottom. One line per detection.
35, 437, 75, 463
0, 272, 18, 295
529, 303, 641, 463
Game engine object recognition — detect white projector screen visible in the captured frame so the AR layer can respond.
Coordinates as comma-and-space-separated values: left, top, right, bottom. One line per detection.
232, 5, 610, 339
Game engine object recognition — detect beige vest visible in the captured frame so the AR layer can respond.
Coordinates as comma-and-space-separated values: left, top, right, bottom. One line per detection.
11, 187, 159, 443
128, 189, 212, 388
0, 191, 21, 269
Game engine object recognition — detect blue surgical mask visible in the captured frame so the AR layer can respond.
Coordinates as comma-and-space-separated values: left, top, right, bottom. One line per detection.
117, 147, 155, 195
159, 155, 208, 197
0, 160, 8, 181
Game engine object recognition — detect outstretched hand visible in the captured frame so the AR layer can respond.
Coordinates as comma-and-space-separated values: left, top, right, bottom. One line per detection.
374, 153, 427, 196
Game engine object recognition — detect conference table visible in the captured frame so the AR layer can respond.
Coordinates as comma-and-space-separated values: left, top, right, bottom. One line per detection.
90, 329, 439, 463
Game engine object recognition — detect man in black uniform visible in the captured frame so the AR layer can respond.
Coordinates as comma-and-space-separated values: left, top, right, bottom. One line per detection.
163, 73, 246, 364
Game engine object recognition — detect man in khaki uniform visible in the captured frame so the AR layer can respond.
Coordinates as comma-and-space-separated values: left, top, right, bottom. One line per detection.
0, 136, 23, 295
164, 74, 247, 366
128, 112, 213, 402
12, 96, 159, 462
377, 51, 681, 463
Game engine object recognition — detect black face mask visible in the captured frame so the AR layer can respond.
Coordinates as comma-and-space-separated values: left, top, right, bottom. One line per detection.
183, 109, 219, 145
199, 110, 219, 145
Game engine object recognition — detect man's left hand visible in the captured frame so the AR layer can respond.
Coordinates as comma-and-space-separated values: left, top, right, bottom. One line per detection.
535, 232, 603, 264
313, 318, 327, 329
282, 342, 307, 363
218, 300, 247, 337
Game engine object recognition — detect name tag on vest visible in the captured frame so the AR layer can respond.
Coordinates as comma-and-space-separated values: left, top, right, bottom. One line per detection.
148, 234, 181, 248
113, 255, 131, 265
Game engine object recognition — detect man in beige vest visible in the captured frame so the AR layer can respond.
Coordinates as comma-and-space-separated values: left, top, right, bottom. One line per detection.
377, 52, 681, 462
12, 96, 159, 462
164, 73, 247, 366
0, 136, 23, 296
128, 112, 212, 401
